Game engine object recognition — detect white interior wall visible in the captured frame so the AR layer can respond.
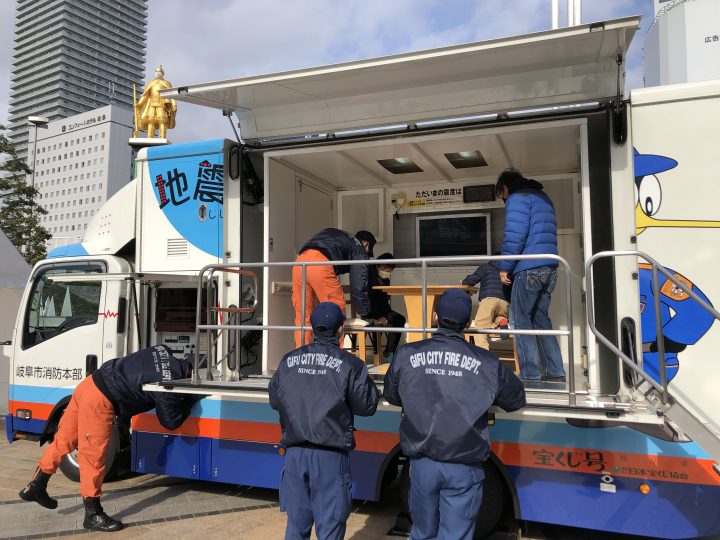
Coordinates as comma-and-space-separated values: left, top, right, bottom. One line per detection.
261, 120, 587, 376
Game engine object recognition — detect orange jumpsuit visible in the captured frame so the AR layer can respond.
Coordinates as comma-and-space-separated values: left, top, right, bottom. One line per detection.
38, 376, 114, 498
292, 249, 346, 346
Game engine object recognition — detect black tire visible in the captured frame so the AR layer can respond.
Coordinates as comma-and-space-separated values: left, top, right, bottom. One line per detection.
399, 461, 410, 514
381, 454, 400, 490
397, 460, 507, 539
57, 424, 121, 482
473, 462, 507, 539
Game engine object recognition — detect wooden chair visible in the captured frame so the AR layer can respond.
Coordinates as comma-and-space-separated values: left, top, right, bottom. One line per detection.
465, 326, 520, 374
343, 323, 369, 363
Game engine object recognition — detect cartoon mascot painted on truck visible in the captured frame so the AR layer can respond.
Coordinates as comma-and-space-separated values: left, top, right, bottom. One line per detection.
633, 149, 717, 383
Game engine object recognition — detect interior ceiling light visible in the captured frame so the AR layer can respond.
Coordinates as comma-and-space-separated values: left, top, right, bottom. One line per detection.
377, 157, 424, 174
444, 150, 488, 169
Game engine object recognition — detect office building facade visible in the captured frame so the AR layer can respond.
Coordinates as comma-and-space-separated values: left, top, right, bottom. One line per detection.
28, 105, 134, 248
644, 0, 720, 87
7, 0, 147, 160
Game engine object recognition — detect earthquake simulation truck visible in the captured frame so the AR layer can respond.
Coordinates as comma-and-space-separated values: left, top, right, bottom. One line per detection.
7, 16, 720, 539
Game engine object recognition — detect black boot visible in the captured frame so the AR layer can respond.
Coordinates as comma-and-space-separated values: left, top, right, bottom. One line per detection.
19, 467, 57, 509
82, 497, 123, 532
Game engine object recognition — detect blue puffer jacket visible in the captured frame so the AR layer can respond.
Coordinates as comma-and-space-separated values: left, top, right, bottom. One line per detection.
499, 187, 558, 274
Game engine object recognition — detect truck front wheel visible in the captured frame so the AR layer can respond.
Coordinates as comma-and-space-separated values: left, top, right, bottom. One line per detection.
57, 426, 122, 482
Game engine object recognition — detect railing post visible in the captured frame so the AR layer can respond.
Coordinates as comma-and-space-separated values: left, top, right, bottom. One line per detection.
192, 270, 205, 385
562, 257, 576, 406
651, 263, 669, 405
205, 270, 216, 382
300, 264, 307, 346
421, 260, 428, 339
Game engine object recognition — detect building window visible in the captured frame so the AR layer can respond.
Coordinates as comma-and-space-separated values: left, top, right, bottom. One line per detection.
101, 132, 105, 139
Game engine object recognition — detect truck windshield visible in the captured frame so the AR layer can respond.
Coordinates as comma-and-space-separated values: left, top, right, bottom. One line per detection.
22, 262, 105, 350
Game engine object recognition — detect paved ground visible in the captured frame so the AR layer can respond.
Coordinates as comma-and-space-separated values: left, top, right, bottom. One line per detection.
0, 417, 401, 539
0, 418, 690, 540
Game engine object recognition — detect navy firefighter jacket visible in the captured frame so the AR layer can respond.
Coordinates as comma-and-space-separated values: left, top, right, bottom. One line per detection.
298, 228, 371, 316
92, 345, 198, 430
383, 328, 526, 464
269, 336, 379, 451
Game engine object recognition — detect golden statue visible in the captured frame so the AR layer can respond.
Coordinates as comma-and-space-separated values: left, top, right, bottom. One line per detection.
133, 65, 177, 139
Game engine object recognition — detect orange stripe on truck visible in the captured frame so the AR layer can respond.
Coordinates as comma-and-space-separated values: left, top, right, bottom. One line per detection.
8, 400, 54, 420
132, 414, 399, 453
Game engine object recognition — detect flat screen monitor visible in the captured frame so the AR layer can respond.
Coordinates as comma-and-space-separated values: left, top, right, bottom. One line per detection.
416, 213, 491, 258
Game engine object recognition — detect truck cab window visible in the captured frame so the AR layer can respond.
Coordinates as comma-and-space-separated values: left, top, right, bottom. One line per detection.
22, 263, 105, 349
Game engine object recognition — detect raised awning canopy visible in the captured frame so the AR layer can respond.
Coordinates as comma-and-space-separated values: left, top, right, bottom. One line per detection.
163, 16, 639, 141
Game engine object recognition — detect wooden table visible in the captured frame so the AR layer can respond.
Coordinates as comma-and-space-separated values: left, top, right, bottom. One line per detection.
372, 285, 476, 342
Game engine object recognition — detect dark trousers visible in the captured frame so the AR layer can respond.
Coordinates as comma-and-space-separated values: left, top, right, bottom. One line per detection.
382, 310, 406, 353
408, 457, 484, 540
280, 447, 352, 540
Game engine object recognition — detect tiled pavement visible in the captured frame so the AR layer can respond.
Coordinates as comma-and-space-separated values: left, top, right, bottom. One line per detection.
0, 418, 400, 539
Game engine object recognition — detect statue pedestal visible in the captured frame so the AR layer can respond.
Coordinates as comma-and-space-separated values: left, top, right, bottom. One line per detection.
128, 137, 170, 151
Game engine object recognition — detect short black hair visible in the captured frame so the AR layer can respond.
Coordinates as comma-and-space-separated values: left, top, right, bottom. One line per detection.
496, 168, 524, 197
437, 317, 465, 333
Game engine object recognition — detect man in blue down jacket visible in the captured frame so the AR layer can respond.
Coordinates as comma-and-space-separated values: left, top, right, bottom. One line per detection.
269, 302, 379, 540
496, 168, 566, 385
384, 289, 526, 540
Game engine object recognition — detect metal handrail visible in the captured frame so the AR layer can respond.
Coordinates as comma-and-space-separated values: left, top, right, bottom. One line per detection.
585, 250, 720, 405
192, 253, 575, 403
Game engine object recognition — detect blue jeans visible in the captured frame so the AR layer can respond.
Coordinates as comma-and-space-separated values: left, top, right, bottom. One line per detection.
280, 447, 352, 540
408, 457, 484, 540
510, 266, 566, 380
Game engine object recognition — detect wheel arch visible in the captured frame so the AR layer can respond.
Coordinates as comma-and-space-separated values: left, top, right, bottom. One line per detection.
487, 451, 520, 519
40, 396, 72, 445
374, 443, 403, 500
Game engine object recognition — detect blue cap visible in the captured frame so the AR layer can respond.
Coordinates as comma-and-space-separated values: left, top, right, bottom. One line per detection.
435, 289, 472, 326
310, 302, 346, 332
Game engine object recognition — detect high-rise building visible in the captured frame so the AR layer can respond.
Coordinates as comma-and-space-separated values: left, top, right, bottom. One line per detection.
27, 105, 134, 249
644, 0, 720, 87
7, 0, 147, 160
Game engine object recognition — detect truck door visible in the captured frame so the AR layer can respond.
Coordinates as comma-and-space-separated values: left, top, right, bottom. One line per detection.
296, 176, 333, 250
10, 260, 108, 433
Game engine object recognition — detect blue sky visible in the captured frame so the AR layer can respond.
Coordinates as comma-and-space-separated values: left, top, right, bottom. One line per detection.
0, 0, 654, 144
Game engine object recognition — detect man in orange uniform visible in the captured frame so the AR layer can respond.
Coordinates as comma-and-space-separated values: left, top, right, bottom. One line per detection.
19, 345, 199, 532
293, 228, 376, 346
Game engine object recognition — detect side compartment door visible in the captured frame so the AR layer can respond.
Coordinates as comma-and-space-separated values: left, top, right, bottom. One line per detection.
10, 261, 107, 434
295, 176, 333, 250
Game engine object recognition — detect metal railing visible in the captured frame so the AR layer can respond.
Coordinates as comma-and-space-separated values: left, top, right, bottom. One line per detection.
191, 254, 576, 403
585, 250, 720, 406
